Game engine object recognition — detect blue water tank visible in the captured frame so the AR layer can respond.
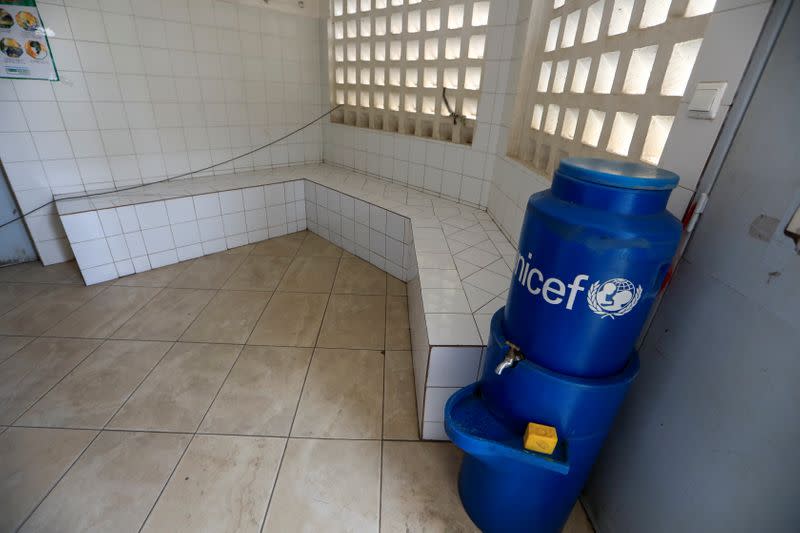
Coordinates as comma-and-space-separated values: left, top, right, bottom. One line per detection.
446, 310, 639, 533
504, 158, 682, 378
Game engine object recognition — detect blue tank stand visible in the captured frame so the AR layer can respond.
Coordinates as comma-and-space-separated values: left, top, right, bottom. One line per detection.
445, 310, 639, 533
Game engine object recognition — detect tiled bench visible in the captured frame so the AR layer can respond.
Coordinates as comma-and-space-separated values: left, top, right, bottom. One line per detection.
55, 163, 517, 440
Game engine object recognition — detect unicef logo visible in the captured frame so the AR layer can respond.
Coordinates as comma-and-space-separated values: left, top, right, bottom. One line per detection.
587, 278, 642, 319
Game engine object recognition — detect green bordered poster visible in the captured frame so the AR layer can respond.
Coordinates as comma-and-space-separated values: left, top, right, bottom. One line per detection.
0, 0, 58, 80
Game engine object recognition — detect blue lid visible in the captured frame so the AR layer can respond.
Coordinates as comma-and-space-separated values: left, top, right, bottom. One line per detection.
557, 157, 679, 191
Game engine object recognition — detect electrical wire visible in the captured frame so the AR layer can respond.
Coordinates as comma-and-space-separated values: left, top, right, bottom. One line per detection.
0, 104, 342, 230
442, 87, 465, 125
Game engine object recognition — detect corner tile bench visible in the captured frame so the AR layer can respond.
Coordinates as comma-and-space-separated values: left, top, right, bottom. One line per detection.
55, 163, 517, 440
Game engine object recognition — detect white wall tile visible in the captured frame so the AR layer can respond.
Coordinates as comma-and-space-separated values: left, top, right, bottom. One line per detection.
422, 421, 449, 441
142, 226, 175, 254
116, 205, 140, 232
220, 189, 244, 214
165, 197, 197, 224
226, 233, 249, 249
82, 263, 119, 285
124, 231, 147, 257
354, 198, 369, 225
61, 212, 104, 243
386, 212, 405, 241
427, 347, 483, 387
194, 193, 221, 218
106, 234, 130, 261
245, 208, 268, 231
265, 183, 285, 206
198, 216, 225, 241
177, 243, 203, 261
369, 229, 386, 258
131, 255, 151, 273
386, 236, 404, 266
149, 249, 179, 269
72, 238, 113, 269
202, 238, 227, 254
222, 212, 246, 236
171, 220, 201, 247
426, 313, 482, 345
423, 387, 459, 422
115, 259, 135, 277
97, 209, 122, 236
135, 201, 169, 229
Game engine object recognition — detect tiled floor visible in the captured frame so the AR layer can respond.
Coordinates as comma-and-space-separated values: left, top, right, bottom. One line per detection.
0, 231, 593, 533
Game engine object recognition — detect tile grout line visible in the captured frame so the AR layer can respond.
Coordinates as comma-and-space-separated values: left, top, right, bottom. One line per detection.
378, 271, 389, 533
102, 286, 169, 340
3, 279, 109, 531
8, 422, 426, 442
240, 233, 308, 347
100, 343, 177, 432
135, 431, 195, 533
14, 428, 104, 532
27, 283, 113, 337
0, 284, 50, 321
136, 339, 248, 533
8, 340, 108, 428
258, 235, 339, 533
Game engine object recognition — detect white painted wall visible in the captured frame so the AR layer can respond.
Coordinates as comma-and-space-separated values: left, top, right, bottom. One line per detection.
0, 0, 324, 265
584, 2, 800, 530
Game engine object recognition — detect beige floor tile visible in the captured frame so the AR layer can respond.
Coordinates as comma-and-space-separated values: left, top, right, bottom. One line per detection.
181, 290, 270, 344
0, 335, 34, 364
387, 275, 407, 296
0, 262, 37, 282
248, 292, 328, 347
317, 294, 386, 350
296, 233, 343, 257
277, 255, 340, 293
200, 346, 312, 436
142, 435, 284, 533
113, 261, 192, 287
168, 253, 246, 289
20, 431, 190, 533
0, 338, 101, 425
333, 257, 387, 295
44, 286, 160, 339
0, 427, 97, 532
108, 343, 240, 432
250, 232, 306, 256
0, 261, 83, 284
292, 348, 383, 439
381, 442, 478, 533
0, 285, 105, 336
383, 351, 419, 440
0, 283, 48, 315
17, 340, 172, 429
263, 438, 380, 532
385, 296, 411, 350
112, 288, 215, 341
222, 255, 292, 291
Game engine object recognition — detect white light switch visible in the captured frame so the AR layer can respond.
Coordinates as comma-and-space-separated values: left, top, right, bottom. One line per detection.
688, 82, 727, 120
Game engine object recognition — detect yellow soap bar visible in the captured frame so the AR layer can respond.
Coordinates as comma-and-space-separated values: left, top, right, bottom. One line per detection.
524, 422, 558, 455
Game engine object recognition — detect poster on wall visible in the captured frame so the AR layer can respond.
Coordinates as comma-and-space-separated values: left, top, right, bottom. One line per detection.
0, 0, 57, 81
